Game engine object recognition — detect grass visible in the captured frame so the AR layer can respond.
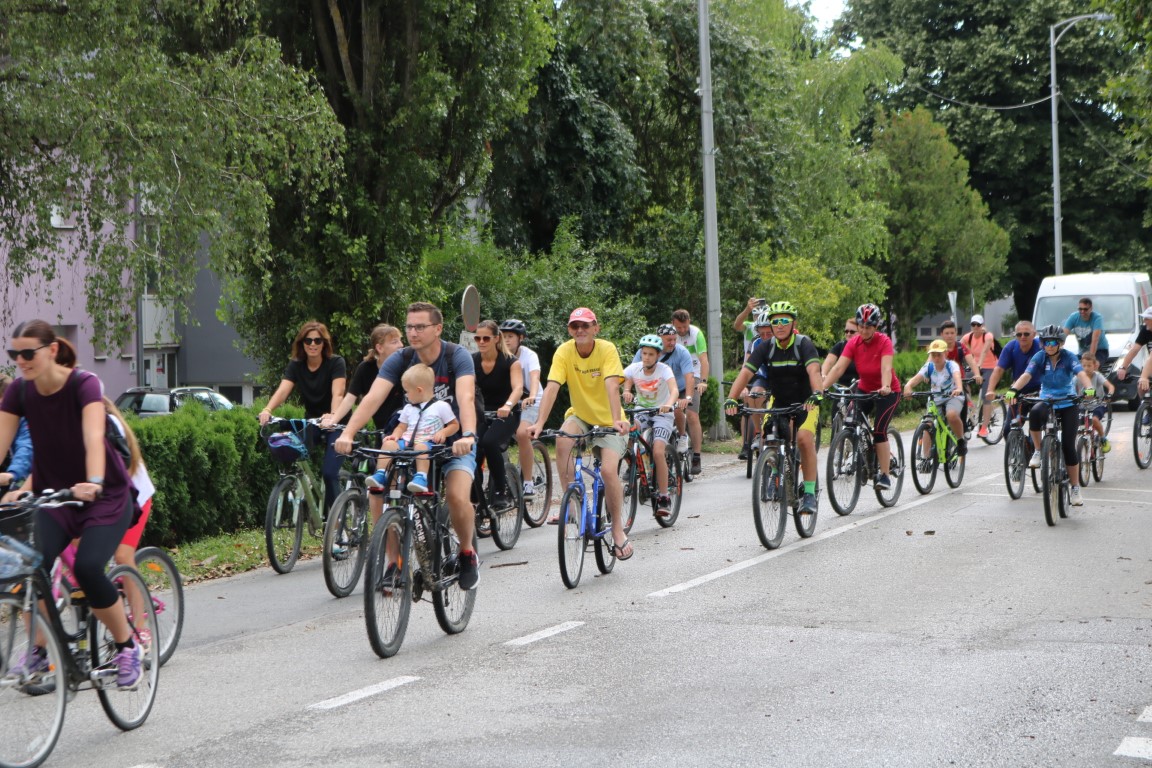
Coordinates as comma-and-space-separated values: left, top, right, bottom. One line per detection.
158, 528, 324, 585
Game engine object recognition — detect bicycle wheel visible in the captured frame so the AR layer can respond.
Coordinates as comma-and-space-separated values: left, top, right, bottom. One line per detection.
1076, 436, 1091, 489
363, 507, 411, 658
751, 449, 787, 549
874, 429, 905, 507
1103, 401, 1113, 436
790, 453, 817, 539
265, 475, 305, 574
95, 566, 159, 730
621, 447, 642, 535
432, 523, 476, 634
593, 486, 615, 575
0, 593, 67, 768
521, 441, 553, 528
826, 429, 862, 516
656, 444, 682, 528
134, 547, 184, 666
1092, 436, 1105, 482
323, 488, 369, 598
491, 465, 524, 551
1004, 429, 1026, 500
1134, 401, 1152, 469
557, 487, 586, 589
982, 399, 1007, 444
1041, 435, 1061, 527
943, 435, 965, 489
910, 421, 938, 495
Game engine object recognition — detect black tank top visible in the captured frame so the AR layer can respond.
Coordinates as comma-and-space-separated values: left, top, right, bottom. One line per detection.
473, 351, 515, 410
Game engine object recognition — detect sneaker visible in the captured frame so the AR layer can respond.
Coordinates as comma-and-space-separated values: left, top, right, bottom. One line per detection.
116, 644, 142, 690
655, 495, 671, 517
457, 549, 480, 590
381, 562, 404, 595
1068, 486, 1084, 506
365, 469, 388, 491
491, 489, 513, 510
957, 439, 968, 457
691, 454, 702, 475
737, 447, 750, 461
799, 493, 818, 514
331, 543, 349, 561
138, 628, 153, 654
1028, 451, 1041, 469
978, 425, 989, 438
875, 474, 892, 491
1101, 438, 1111, 454
522, 480, 535, 496
477, 517, 492, 537
6, 647, 48, 680
407, 472, 429, 493
677, 434, 690, 454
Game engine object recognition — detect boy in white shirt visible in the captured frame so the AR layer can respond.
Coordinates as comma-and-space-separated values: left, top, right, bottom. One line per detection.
369, 363, 459, 493
1075, 352, 1115, 453
903, 339, 966, 458
621, 334, 679, 516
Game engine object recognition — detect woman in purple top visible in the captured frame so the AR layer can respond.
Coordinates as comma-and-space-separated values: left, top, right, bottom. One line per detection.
0, 320, 142, 688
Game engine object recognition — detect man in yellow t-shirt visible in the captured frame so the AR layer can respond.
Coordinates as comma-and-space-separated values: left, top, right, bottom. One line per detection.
531, 307, 634, 560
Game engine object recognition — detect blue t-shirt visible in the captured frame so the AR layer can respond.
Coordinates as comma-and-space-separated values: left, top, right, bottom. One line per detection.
633, 344, 693, 392
378, 342, 476, 421
1025, 348, 1083, 402
1063, 310, 1108, 352
996, 340, 1041, 393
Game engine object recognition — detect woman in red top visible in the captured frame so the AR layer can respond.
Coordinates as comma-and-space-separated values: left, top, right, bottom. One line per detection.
821, 304, 902, 489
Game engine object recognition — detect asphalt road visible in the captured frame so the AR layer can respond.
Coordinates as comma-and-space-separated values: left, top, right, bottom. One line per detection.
32, 419, 1152, 768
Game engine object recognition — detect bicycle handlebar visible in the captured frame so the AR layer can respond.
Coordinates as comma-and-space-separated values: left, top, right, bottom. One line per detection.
738, 403, 808, 416
538, 427, 620, 441
351, 444, 455, 462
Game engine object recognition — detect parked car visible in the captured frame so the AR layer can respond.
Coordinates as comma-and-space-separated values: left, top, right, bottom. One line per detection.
114, 387, 234, 417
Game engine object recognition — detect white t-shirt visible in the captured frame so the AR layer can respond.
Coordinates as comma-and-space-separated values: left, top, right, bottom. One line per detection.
397, 400, 457, 445
676, 324, 706, 376
109, 414, 155, 505
918, 360, 960, 402
623, 361, 675, 409
517, 346, 541, 404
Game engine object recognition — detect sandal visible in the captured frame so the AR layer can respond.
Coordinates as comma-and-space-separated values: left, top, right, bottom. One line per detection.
611, 538, 634, 561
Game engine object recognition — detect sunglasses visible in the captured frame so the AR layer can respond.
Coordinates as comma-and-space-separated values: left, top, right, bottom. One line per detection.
768, 317, 793, 326
569, 322, 591, 330
1043, 339, 1061, 347
1016, 332, 1032, 338
473, 335, 494, 342
971, 322, 982, 326
6, 343, 49, 362
1079, 307, 1091, 312
302, 337, 324, 345
844, 329, 857, 335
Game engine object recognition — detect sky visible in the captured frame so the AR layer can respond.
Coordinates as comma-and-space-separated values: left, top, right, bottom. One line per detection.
800, 0, 846, 31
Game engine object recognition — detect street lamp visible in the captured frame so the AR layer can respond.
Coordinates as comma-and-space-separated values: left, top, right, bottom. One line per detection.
1050, 12, 1112, 276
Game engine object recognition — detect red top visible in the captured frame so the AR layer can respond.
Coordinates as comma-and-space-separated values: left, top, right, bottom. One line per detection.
842, 332, 900, 393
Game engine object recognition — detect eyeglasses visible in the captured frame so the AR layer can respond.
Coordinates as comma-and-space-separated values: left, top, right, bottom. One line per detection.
844, 329, 857, 335
302, 337, 324, 346
768, 317, 793, 326
405, 323, 435, 333
1079, 306, 1091, 312
6, 344, 49, 362
568, 322, 591, 330
1043, 339, 1060, 347
1015, 332, 1032, 338
473, 335, 493, 342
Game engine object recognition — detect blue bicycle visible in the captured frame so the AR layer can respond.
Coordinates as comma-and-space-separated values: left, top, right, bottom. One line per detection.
540, 428, 621, 589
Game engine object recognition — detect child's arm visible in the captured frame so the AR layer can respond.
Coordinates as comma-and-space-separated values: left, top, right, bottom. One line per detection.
432, 414, 460, 444
621, 375, 635, 404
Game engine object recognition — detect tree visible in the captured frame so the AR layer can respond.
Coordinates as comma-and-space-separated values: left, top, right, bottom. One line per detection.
869, 107, 1009, 348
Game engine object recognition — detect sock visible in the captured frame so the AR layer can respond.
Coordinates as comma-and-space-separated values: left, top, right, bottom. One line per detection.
115, 638, 136, 651
804, 481, 816, 495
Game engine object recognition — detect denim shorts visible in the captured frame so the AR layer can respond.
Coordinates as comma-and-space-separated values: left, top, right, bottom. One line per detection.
441, 442, 477, 479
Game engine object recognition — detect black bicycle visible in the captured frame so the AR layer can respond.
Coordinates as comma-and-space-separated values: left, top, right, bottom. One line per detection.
473, 412, 525, 551
741, 403, 817, 549
1002, 400, 1031, 500
824, 391, 905, 515
1019, 394, 1082, 526
619, 406, 684, 531
1133, 391, 1152, 470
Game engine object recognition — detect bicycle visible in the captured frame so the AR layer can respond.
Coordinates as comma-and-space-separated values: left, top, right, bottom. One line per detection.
1002, 399, 1031, 500
1076, 396, 1108, 487
619, 406, 684, 531
824, 391, 905, 516
908, 391, 966, 494
321, 438, 379, 599
0, 490, 160, 768
360, 444, 476, 658
1019, 394, 1082, 526
962, 377, 1007, 444
1133, 391, 1152, 470
473, 412, 525, 551
540, 428, 622, 589
738, 387, 769, 479
510, 437, 553, 528
741, 403, 817, 549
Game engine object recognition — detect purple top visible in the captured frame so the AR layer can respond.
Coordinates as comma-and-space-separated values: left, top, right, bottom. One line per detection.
1, 370, 131, 529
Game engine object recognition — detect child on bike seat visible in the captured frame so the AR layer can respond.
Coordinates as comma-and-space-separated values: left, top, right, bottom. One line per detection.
370, 364, 458, 494
1075, 352, 1114, 453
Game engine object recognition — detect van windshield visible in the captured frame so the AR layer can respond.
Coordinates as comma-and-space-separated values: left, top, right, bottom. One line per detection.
1034, 295, 1136, 334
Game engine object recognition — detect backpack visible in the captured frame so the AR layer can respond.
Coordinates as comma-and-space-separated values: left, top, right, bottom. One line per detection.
16, 373, 131, 465
992, 336, 1003, 356
399, 342, 485, 434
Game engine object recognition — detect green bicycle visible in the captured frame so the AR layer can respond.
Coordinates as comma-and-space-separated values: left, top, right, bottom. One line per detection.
908, 391, 966, 494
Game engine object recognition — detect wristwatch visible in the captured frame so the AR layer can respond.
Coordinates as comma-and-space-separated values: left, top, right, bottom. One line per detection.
461, 431, 477, 439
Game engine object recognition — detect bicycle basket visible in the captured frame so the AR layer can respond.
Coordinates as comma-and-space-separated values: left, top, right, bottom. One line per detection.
267, 431, 309, 463
0, 506, 34, 543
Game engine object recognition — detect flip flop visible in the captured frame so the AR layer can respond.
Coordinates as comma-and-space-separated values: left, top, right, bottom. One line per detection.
612, 538, 634, 561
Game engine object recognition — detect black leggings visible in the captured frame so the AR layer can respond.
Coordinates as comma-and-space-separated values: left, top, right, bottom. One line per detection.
859, 391, 901, 443
1028, 402, 1079, 467
36, 501, 131, 610
306, 425, 344, 510
478, 412, 521, 495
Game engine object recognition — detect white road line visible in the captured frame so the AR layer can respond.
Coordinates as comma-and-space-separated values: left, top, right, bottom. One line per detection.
648, 473, 999, 598
1115, 736, 1152, 759
1081, 487, 1152, 495
504, 621, 584, 646
1138, 705, 1152, 722
308, 676, 420, 711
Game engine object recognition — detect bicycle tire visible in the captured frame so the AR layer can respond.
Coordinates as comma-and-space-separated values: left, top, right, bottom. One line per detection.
874, 428, 904, 507
1076, 436, 1091, 489
943, 436, 965, 489
491, 464, 524, 551
557, 487, 586, 589
1102, 401, 1113, 436
751, 448, 787, 549
619, 450, 639, 535
910, 421, 938, 495
520, 441, 553, 528
743, 415, 755, 479
432, 523, 476, 635
1004, 429, 1026, 500
1092, 435, 1105, 482
265, 475, 305, 574
1041, 435, 1061, 527
0, 592, 67, 768
826, 429, 862, 516
1134, 401, 1152, 469
656, 444, 682, 528
363, 507, 412, 658
134, 547, 184, 666
981, 398, 1007, 445
593, 485, 615, 575
790, 451, 817, 539
322, 488, 369, 598
95, 565, 159, 731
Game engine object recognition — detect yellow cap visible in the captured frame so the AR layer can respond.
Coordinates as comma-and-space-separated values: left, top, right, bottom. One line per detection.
927, 339, 948, 354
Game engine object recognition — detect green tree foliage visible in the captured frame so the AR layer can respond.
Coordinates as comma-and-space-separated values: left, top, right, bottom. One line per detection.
841, 0, 1150, 317
869, 108, 1010, 348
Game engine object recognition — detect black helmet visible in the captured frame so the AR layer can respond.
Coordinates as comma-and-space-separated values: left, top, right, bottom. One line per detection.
499, 318, 527, 336
656, 323, 676, 336
1037, 324, 1064, 343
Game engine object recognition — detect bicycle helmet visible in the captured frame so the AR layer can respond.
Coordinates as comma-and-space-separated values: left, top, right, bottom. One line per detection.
856, 303, 883, 327
656, 323, 677, 336
1037, 323, 1064, 342
767, 300, 798, 319
499, 318, 527, 336
753, 311, 773, 328
638, 334, 663, 351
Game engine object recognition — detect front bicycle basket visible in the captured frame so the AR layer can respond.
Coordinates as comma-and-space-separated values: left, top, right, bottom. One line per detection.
0, 532, 41, 581
0, 506, 34, 542
267, 430, 309, 464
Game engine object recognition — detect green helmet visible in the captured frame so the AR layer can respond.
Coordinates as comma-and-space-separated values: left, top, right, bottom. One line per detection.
767, 300, 798, 319
638, 334, 663, 351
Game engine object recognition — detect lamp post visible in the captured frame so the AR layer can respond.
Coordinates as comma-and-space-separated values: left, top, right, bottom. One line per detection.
1050, 12, 1112, 276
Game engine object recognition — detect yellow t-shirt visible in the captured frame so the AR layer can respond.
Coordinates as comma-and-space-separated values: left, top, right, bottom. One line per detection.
548, 339, 625, 426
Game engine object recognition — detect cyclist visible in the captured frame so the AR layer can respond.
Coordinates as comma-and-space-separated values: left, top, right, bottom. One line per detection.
0, 320, 141, 688
379, 364, 459, 493
820, 319, 859, 387
1075, 352, 1114, 453
1113, 307, 1152, 382
335, 302, 481, 590
499, 319, 542, 496
903, 339, 966, 457
0, 377, 31, 492
961, 315, 998, 438
940, 320, 982, 433
671, 309, 709, 475
732, 296, 768, 357
472, 319, 523, 508
724, 301, 823, 515
737, 313, 773, 461
1004, 323, 1095, 507
528, 308, 633, 560
1063, 297, 1108, 367
984, 321, 1042, 425
259, 320, 347, 511
622, 334, 680, 516
634, 325, 693, 458
820, 303, 902, 490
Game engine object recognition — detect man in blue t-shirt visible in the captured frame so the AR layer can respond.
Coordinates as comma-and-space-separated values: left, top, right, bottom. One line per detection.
1063, 297, 1109, 366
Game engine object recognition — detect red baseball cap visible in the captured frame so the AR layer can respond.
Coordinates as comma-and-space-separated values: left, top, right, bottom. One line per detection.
568, 307, 597, 325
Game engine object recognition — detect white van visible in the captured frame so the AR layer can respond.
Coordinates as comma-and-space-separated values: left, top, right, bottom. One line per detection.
1032, 271, 1152, 405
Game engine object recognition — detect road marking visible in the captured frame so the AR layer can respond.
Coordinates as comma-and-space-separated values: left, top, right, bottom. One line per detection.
648, 473, 999, 598
1138, 705, 1152, 722
504, 621, 584, 646
308, 675, 420, 711
1115, 737, 1152, 759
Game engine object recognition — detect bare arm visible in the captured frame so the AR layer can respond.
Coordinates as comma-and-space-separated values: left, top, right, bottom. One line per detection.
329, 376, 346, 414
336, 377, 395, 452
529, 381, 561, 439
259, 379, 295, 425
